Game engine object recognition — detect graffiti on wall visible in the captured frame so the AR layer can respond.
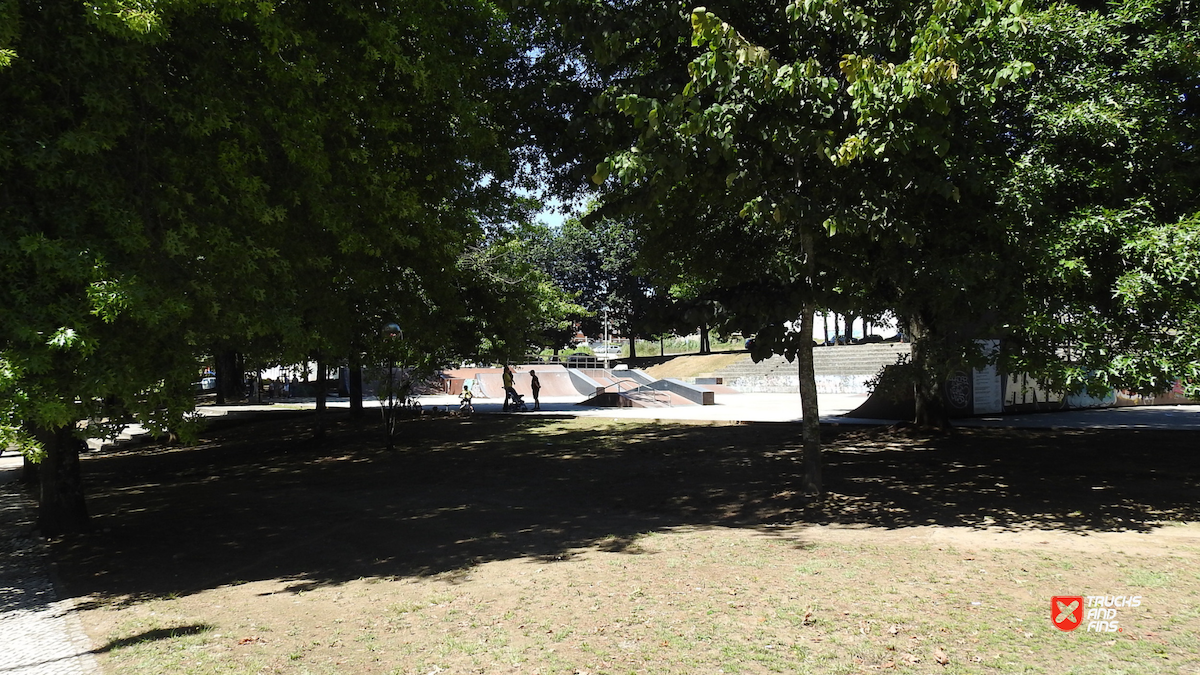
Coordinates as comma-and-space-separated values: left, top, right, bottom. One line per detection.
1004, 373, 1066, 412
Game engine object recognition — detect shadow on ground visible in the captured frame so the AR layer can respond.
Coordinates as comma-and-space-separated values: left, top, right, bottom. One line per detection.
48, 412, 1200, 606
91, 625, 213, 653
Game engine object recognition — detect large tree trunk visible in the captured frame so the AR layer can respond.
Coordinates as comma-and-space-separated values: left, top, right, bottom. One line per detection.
315, 353, 327, 413
845, 313, 859, 343
699, 322, 710, 354
797, 302, 822, 497
628, 334, 637, 359
797, 226, 822, 497
31, 424, 90, 535
314, 352, 326, 439
349, 352, 364, 421
907, 317, 951, 430
22, 454, 40, 488
214, 349, 243, 404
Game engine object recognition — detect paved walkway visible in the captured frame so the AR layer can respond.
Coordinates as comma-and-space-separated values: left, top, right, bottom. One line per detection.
0, 473, 100, 675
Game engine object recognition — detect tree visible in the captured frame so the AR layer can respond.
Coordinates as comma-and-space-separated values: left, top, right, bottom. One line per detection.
1001, 0, 1200, 399
448, 227, 587, 364
591, 0, 1035, 491
0, 0, 532, 533
521, 214, 667, 355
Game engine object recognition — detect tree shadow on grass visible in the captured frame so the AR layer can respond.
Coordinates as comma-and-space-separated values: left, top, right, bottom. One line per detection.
91, 624, 214, 653
815, 425, 1200, 532
53, 413, 1200, 607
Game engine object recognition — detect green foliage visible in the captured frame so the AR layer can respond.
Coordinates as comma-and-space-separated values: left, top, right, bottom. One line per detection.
500, 0, 705, 204
0, 0, 533, 457
589, 1, 1035, 374
585, 0, 1200, 406
520, 213, 673, 345
1002, 0, 1200, 398
453, 229, 588, 362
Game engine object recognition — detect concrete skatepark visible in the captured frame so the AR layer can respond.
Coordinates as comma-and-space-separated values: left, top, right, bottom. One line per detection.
442, 364, 714, 408
5, 346, 1196, 466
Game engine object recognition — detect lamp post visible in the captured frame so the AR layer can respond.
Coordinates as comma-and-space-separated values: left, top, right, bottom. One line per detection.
381, 322, 402, 451
603, 306, 609, 366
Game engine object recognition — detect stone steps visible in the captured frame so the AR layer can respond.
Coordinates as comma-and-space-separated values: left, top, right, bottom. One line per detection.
711, 344, 911, 394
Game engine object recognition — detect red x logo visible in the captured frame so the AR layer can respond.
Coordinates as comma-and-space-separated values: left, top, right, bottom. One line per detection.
1052, 596, 1084, 631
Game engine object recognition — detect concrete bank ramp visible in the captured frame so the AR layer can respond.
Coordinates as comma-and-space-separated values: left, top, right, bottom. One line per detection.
443, 365, 586, 398
443, 364, 721, 407
579, 376, 715, 408
579, 389, 692, 408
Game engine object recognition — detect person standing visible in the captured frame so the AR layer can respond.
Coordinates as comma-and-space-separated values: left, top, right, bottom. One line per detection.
529, 370, 541, 411
502, 365, 516, 412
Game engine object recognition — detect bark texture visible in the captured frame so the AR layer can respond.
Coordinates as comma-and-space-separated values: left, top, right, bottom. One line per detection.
796, 227, 822, 497
215, 349, 244, 404
907, 317, 952, 430
32, 424, 90, 535
796, 304, 823, 497
315, 353, 327, 412
349, 354, 364, 420
314, 353, 327, 440
22, 454, 39, 487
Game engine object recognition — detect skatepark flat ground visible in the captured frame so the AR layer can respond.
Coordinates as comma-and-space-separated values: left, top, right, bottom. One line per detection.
407, 391, 1200, 430
422, 392, 871, 422
4, 393, 1198, 483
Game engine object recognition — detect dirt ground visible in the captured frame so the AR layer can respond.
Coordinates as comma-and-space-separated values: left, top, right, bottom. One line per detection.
43, 412, 1200, 674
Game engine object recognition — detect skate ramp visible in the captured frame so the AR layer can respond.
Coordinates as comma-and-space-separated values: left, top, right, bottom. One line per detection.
579, 388, 693, 408
578, 369, 644, 392
444, 365, 585, 398
523, 368, 586, 397
442, 365, 722, 405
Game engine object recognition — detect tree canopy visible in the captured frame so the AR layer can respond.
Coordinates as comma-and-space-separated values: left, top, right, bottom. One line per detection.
1001, 0, 1200, 399
578, 0, 1199, 428
582, 0, 1037, 489
0, 0, 548, 532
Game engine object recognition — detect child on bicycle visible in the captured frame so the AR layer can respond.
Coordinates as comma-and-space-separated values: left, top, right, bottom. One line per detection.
459, 385, 474, 414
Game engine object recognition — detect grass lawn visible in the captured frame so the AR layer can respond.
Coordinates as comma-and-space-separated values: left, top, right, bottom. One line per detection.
47, 413, 1200, 674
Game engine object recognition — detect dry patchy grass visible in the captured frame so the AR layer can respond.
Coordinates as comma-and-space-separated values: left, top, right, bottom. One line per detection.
46, 414, 1200, 674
